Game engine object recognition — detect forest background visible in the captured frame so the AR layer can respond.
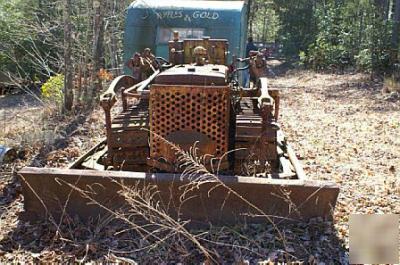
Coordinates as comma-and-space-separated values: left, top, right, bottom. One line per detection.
1, 0, 400, 110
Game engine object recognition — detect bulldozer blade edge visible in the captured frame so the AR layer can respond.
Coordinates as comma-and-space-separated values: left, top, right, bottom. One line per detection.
18, 167, 339, 226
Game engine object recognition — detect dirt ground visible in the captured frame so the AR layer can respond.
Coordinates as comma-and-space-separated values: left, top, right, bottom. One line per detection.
272, 65, 400, 253
0, 64, 399, 263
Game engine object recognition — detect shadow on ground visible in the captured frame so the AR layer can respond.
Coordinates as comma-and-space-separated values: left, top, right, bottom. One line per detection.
0, 91, 42, 110
321, 77, 399, 113
267, 58, 298, 77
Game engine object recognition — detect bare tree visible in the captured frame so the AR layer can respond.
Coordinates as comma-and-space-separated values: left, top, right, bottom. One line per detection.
88, 0, 105, 104
390, 0, 400, 65
63, 0, 74, 111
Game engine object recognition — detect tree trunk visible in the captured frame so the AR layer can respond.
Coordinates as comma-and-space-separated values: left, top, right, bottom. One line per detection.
262, 5, 267, 43
359, 11, 364, 48
247, 0, 253, 36
89, 0, 105, 104
110, 0, 119, 76
81, 0, 92, 103
63, 0, 74, 112
392, 0, 400, 49
374, 0, 386, 16
384, 0, 390, 20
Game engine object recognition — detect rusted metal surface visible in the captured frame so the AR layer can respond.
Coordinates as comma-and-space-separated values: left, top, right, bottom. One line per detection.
19, 8, 340, 226
100, 74, 156, 171
249, 51, 268, 82
168, 32, 184, 65
268, 88, 280, 121
100, 75, 137, 139
286, 144, 307, 180
68, 139, 107, 170
149, 84, 231, 168
99, 38, 280, 173
154, 64, 228, 86
234, 78, 279, 175
184, 38, 228, 65
126, 48, 158, 82
18, 167, 340, 226
168, 36, 229, 65
100, 75, 137, 105
107, 100, 150, 170
122, 70, 160, 106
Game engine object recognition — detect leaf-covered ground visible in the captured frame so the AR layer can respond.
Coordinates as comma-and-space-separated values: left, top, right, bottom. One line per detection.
0, 66, 399, 263
272, 66, 400, 262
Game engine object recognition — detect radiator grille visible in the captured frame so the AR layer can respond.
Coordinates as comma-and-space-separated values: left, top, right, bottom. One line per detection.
149, 85, 230, 162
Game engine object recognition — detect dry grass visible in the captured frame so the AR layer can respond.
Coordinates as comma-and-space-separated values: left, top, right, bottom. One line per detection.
1, 66, 399, 263
0, 94, 47, 147
0, 92, 106, 168
40, 133, 297, 263
383, 76, 400, 93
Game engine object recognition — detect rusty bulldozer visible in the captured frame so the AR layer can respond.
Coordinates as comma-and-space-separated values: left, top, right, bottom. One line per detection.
19, 33, 339, 226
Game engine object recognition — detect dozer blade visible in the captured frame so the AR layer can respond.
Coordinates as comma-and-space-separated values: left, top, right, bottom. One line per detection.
18, 167, 339, 226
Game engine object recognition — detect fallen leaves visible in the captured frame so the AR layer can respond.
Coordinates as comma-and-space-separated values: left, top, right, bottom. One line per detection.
274, 69, 400, 262
0, 67, 399, 263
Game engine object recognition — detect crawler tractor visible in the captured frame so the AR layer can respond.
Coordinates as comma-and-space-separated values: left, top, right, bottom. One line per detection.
19, 0, 339, 225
